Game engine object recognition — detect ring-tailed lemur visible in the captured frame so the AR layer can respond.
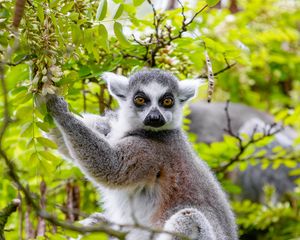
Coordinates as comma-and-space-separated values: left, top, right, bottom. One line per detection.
45, 69, 237, 240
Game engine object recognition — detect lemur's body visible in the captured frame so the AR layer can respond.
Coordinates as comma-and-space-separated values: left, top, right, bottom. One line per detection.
46, 69, 237, 240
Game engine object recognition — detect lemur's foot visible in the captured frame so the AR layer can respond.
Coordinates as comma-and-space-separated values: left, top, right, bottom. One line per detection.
46, 94, 69, 116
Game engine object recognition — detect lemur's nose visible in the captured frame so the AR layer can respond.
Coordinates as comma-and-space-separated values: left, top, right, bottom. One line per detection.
144, 109, 166, 128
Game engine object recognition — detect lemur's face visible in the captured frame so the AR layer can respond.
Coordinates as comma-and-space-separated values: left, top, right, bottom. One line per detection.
129, 81, 181, 130
103, 69, 201, 131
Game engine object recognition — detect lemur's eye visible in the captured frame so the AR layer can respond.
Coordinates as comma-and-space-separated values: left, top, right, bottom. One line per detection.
162, 98, 174, 108
134, 97, 146, 106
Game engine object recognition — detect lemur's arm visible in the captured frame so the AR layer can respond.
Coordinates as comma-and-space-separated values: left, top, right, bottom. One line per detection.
46, 95, 158, 186
47, 113, 111, 161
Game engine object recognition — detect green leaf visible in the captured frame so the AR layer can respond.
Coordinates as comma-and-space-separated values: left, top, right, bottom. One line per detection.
206, 0, 220, 7
10, 86, 27, 95
271, 145, 283, 153
15, 106, 32, 120
6, 64, 29, 90
37, 151, 56, 172
261, 159, 270, 170
61, 2, 74, 14
21, 122, 33, 137
30, 152, 39, 162
282, 160, 297, 168
254, 149, 267, 157
123, 4, 136, 16
14, 93, 32, 105
36, 121, 50, 132
113, 4, 124, 19
239, 162, 248, 171
38, 151, 60, 162
290, 168, 300, 176
36, 137, 57, 149
71, 24, 82, 45
133, 0, 145, 6
113, 22, 131, 47
96, 0, 107, 21
37, 4, 44, 23
81, 232, 109, 239
98, 24, 109, 52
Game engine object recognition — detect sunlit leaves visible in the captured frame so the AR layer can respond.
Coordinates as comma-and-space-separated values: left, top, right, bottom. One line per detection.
133, 0, 145, 7
5, 64, 29, 90
98, 24, 109, 52
61, 2, 74, 14
37, 4, 44, 23
96, 0, 107, 21
205, 0, 220, 7
113, 4, 124, 19
113, 22, 131, 47
36, 137, 57, 149
81, 232, 109, 240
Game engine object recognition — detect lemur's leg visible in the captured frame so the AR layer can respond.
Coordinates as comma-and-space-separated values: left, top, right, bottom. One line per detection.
157, 208, 216, 240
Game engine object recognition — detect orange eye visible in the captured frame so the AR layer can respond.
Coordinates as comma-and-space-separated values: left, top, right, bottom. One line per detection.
134, 97, 146, 106
162, 98, 174, 108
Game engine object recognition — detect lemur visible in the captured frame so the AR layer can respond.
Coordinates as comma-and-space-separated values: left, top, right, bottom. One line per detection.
45, 69, 238, 240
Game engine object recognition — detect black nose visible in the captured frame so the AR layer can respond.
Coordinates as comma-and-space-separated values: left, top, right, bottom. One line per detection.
143, 109, 166, 128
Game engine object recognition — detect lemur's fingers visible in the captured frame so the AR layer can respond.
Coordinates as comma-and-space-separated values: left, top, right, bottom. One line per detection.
46, 94, 69, 115
79, 213, 110, 226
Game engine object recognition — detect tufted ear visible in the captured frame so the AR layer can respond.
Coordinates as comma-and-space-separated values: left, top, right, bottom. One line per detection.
178, 79, 204, 103
102, 72, 129, 102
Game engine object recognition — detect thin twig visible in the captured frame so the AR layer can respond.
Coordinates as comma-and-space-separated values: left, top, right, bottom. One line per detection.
5, 54, 33, 66
166, 3, 208, 44
199, 63, 236, 78
213, 101, 284, 173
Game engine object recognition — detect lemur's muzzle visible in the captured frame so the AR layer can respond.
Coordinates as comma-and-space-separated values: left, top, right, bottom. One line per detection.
144, 109, 166, 128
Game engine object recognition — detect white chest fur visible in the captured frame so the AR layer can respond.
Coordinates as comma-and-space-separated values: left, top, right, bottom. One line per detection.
99, 185, 158, 225
98, 185, 160, 239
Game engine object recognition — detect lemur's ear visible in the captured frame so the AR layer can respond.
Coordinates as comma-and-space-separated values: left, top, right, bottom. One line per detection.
102, 72, 129, 101
178, 79, 204, 103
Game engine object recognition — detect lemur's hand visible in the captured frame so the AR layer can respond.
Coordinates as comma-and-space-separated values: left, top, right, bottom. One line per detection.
46, 94, 69, 116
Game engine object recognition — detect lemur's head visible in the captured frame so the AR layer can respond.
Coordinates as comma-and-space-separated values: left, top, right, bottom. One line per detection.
103, 69, 201, 131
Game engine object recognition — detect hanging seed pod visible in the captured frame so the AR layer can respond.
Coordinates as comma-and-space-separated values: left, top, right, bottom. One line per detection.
72, 183, 80, 221
12, 0, 27, 29
205, 50, 214, 103
65, 181, 74, 222
25, 205, 35, 238
36, 180, 46, 237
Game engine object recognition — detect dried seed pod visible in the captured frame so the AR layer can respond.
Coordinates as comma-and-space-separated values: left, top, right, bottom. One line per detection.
205, 50, 214, 103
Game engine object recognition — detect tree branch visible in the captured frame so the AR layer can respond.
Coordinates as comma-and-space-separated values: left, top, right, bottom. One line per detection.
0, 199, 21, 240
131, 1, 208, 67
213, 101, 284, 173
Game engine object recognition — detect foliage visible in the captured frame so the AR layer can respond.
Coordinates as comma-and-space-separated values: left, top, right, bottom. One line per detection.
0, 0, 299, 239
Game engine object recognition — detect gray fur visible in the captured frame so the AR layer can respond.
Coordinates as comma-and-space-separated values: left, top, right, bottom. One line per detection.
129, 69, 179, 93
157, 208, 216, 240
46, 69, 237, 240
46, 112, 115, 162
